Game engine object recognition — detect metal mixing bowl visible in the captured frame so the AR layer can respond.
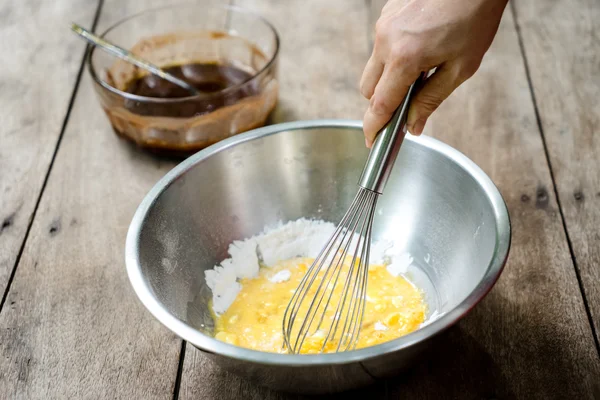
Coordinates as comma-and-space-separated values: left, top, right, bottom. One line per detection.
125, 120, 511, 394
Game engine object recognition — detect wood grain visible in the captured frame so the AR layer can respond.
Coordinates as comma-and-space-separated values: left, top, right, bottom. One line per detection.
178, 0, 374, 398
256, 0, 370, 123
368, 0, 387, 47
0, 0, 99, 302
181, 345, 389, 400
2, 0, 598, 398
0, 0, 187, 398
384, 6, 600, 400
512, 0, 600, 345
179, 1, 600, 399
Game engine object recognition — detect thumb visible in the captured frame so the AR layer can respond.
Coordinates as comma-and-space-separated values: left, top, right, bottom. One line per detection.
407, 62, 467, 135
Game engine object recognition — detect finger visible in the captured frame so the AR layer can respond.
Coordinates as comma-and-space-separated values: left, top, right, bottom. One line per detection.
407, 60, 478, 135
363, 63, 420, 147
360, 54, 384, 100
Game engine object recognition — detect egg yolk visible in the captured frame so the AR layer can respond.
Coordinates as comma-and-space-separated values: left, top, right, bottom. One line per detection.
213, 256, 426, 354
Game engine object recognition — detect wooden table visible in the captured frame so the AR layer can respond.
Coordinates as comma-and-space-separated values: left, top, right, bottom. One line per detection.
1, 0, 599, 398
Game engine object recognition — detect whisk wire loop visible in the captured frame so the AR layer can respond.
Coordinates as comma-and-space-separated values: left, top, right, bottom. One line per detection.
338, 193, 377, 351
282, 191, 362, 350
319, 191, 370, 351
325, 190, 376, 352
282, 188, 379, 353
282, 74, 425, 354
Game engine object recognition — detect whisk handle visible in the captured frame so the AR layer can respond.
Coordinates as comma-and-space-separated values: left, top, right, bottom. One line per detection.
358, 72, 427, 194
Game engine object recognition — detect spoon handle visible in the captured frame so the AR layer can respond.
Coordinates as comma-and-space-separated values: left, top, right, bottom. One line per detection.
71, 23, 200, 96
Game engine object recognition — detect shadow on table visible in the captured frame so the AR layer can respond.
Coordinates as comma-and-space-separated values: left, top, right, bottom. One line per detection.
191, 321, 515, 400
378, 324, 516, 400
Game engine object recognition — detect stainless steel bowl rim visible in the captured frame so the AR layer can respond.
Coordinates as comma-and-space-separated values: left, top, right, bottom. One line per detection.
125, 119, 511, 366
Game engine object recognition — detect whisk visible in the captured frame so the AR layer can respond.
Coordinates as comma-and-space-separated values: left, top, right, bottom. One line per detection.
282, 74, 425, 354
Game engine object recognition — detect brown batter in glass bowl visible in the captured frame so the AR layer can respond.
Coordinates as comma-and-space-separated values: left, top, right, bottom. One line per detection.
88, 4, 279, 156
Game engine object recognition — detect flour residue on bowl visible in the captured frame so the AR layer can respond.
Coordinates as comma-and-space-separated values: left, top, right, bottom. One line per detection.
205, 218, 413, 315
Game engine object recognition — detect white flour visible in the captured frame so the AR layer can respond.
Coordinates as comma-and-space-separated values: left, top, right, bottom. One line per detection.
269, 269, 292, 283
374, 322, 388, 331
205, 218, 414, 315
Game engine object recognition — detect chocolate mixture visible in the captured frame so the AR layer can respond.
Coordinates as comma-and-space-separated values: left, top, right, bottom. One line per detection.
122, 63, 259, 118
98, 30, 278, 154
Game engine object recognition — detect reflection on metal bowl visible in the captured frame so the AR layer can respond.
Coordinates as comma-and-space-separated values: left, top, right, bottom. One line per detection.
126, 120, 510, 394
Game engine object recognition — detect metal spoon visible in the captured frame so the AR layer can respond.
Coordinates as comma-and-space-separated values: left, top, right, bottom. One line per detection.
70, 23, 201, 96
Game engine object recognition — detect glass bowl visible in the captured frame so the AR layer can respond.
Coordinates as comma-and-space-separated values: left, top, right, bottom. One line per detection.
88, 3, 279, 156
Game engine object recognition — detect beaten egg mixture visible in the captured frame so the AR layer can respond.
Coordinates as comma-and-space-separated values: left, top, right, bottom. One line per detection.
213, 256, 427, 353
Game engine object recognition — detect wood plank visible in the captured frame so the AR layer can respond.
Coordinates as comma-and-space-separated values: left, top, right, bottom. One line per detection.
259, 0, 370, 122
181, 346, 388, 400
4, 0, 593, 399
512, 0, 600, 345
178, 0, 376, 399
368, 0, 387, 48
0, 0, 189, 398
0, 0, 99, 301
377, 5, 600, 399
180, 1, 600, 399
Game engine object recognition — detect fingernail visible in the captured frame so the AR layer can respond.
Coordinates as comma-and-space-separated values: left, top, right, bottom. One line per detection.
365, 138, 372, 148
412, 119, 426, 135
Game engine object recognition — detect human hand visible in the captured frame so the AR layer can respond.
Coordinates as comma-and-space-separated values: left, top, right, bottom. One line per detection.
360, 0, 508, 147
